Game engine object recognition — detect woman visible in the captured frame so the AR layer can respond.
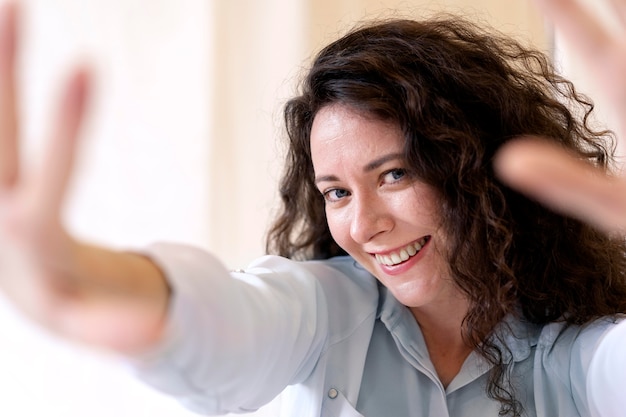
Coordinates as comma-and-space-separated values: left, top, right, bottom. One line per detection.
263, 13, 626, 416
0, 1, 625, 417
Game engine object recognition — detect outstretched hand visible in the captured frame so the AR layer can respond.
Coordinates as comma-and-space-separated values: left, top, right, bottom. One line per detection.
0, 2, 89, 319
496, 0, 626, 235
0, 3, 169, 354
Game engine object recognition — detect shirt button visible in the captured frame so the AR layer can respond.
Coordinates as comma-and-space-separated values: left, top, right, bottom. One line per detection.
328, 388, 339, 399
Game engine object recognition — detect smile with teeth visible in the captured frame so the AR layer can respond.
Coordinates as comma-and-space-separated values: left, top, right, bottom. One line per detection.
374, 236, 430, 266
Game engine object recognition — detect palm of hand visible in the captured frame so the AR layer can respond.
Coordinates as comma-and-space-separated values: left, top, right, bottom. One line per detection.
0, 2, 84, 323
0, 4, 166, 354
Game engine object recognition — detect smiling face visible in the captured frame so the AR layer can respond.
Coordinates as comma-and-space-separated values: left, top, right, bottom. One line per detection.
311, 104, 464, 313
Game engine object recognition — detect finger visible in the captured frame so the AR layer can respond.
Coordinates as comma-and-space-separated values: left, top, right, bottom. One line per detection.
532, 0, 613, 59
495, 138, 626, 235
31, 68, 90, 218
608, 0, 626, 27
0, 2, 19, 188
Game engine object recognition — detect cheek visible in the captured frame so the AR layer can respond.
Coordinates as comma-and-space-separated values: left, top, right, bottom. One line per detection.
405, 186, 444, 225
325, 210, 351, 248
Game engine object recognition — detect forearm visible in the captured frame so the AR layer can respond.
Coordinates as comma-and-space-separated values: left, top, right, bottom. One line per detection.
38, 239, 174, 355
70, 241, 171, 306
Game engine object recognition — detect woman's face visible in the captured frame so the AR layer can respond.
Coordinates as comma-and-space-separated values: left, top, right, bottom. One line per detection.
311, 104, 460, 311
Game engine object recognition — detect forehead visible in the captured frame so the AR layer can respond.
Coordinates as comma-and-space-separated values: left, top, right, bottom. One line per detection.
310, 105, 404, 168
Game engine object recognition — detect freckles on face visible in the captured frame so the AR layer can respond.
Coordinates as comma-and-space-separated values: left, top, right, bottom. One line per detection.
310, 104, 456, 310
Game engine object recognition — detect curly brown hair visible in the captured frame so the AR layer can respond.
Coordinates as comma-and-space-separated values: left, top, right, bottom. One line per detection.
266, 15, 626, 416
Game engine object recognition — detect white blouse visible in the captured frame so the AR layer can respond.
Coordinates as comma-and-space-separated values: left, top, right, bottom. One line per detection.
131, 243, 626, 417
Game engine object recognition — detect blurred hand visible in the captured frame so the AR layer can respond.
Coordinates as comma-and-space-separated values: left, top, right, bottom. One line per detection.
0, 1, 88, 324
0, 3, 169, 354
496, 0, 626, 235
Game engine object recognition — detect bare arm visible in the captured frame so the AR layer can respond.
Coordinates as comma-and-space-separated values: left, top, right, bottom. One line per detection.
0, 2, 170, 355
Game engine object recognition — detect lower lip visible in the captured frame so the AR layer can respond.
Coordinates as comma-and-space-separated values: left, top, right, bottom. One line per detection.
376, 238, 431, 276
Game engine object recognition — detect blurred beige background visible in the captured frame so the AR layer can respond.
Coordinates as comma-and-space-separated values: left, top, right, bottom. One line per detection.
0, 0, 610, 416
209, 0, 548, 269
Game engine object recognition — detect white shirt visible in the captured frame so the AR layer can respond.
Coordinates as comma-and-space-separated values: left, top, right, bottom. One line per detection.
131, 243, 626, 416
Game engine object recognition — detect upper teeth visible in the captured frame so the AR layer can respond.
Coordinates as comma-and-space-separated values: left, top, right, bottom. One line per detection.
375, 237, 428, 266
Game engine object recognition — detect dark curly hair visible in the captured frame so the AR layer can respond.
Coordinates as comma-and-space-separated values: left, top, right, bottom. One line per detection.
266, 15, 626, 416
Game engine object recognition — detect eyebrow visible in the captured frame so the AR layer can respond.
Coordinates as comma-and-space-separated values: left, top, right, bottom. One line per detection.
314, 152, 404, 185
363, 153, 404, 172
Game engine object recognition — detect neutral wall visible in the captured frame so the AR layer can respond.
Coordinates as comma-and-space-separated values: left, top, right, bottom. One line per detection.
207, 0, 548, 269
0, 1, 549, 417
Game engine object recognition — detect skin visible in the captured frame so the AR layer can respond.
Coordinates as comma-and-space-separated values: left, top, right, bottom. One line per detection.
0, 3, 170, 355
496, 0, 626, 234
311, 104, 471, 386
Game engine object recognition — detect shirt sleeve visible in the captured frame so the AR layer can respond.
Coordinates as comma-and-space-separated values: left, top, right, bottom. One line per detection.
587, 318, 626, 417
127, 243, 330, 415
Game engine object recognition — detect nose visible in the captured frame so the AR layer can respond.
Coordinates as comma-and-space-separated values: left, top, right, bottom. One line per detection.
349, 193, 393, 244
